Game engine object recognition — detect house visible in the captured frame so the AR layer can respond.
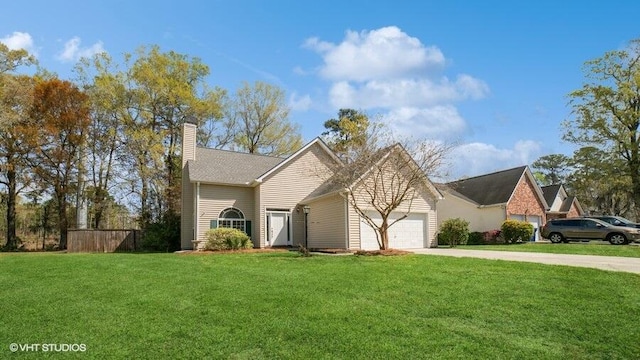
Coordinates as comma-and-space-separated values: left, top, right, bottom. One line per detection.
541, 184, 584, 220
437, 166, 549, 241
180, 122, 441, 250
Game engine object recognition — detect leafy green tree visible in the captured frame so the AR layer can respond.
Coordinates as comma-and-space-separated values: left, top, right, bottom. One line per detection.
566, 146, 632, 217
563, 39, 640, 217
29, 78, 90, 249
225, 81, 302, 156
0, 74, 35, 249
531, 154, 571, 186
322, 108, 370, 162
0, 43, 36, 250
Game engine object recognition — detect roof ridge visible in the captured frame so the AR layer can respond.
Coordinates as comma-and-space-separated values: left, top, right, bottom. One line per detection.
195, 146, 285, 159
447, 165, 527, 184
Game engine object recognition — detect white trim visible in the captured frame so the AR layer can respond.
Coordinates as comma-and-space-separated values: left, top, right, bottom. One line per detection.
344, 196, 349, 249
195, 182, 200, 243
255, 138, 342, 182
265, 210, 292, 246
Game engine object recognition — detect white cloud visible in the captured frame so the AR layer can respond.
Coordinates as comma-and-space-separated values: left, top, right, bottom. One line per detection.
0, 31, 37, 56
289, 92, 312, 112
383, 105, 466, 139
448, 140, 542, 180
305, 26, 444, 82
328, 75, 488, 109
56, 37, 105, 62
303, 26, 489, 139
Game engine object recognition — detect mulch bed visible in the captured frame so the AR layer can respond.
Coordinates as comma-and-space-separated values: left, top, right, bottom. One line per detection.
353, 249, 411, 256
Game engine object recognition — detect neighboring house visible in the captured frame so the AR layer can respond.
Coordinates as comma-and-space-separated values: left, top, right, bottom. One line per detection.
437, 166, 549, 241
180, 122, 441, 250
541, 184, 584, 220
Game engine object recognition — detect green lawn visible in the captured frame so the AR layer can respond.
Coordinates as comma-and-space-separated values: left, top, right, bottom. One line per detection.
459, 242, 640, 257
1, 252, 639, 359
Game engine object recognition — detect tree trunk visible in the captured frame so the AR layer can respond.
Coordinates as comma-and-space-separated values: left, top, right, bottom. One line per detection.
5, 168, 17, 250
379, 219, 389, 250
630, 133, 640, 220
57, 193, 68, 249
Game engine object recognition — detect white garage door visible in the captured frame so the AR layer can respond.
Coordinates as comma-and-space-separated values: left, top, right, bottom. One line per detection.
360, 211, 427, 250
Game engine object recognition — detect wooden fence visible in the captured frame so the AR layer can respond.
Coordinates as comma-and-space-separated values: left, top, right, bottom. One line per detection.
67, 229, 142, 253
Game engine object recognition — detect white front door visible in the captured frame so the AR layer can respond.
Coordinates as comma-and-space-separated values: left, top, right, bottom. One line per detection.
267, 212, 290, 246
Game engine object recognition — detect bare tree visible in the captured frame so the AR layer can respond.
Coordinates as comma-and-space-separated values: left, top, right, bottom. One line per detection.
325, 127, 449, 250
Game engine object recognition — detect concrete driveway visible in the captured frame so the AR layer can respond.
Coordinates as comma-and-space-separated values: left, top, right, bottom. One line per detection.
410, 248, 640, 274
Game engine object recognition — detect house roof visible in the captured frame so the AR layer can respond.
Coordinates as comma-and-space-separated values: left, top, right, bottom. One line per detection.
187, 137, 342, 186
560, 196, 576, 212
541, 184, 562, 207
188, 147, 285, 185
303, 144, 443, 203
444, 166, 528, 206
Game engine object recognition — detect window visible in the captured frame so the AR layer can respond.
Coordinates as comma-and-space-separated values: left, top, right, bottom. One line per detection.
218, 208, 245, 232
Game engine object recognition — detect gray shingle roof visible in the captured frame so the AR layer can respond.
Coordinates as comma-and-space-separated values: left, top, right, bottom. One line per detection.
541, 184, 561, 207
559, 196, 576, 212
444, 166, 527, 206
188, 147, 285, 185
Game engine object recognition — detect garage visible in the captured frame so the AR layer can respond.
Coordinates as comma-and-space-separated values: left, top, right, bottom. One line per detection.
511, 215, 542, 241
360, 211, 427, 250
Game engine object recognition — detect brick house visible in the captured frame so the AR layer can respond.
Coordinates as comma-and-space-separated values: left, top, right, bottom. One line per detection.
437, 166, 549, 241
541, 184, 584, 220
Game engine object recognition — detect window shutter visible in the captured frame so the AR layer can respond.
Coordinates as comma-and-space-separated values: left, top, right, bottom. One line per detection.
245, 221, 252, 238
210, 219, 218, 229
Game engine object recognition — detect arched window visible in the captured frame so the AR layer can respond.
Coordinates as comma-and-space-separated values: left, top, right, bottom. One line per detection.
218, 208, 246, 232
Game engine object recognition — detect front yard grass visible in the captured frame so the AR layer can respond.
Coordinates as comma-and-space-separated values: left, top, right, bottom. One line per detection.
1, 252, 639, 359
461, 242, 640, 257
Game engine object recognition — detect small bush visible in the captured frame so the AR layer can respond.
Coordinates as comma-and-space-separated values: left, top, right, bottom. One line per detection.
468, 232, 484, 245
141, 212, 181, 252
484, 230, 502, 244
204, 228, 253, 251
439, 218, 470, 247
501, 220, 534, 244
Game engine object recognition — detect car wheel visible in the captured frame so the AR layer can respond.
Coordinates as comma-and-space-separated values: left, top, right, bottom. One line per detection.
607, 233, 627, 245
549, 233, 564, 244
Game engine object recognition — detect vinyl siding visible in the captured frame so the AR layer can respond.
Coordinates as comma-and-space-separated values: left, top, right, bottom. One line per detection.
197, 185, 255, 243
180, 167, 194, 249
346, 162, 439, 248
259, 143, 335, 247
347, 202, 360, 249
180, 123, 197, 249
437, 191, 506, 233
307, 194, 346, 249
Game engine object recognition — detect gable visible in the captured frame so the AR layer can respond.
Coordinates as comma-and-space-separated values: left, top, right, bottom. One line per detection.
446, 166, 527, 206
506, 173, 547, 217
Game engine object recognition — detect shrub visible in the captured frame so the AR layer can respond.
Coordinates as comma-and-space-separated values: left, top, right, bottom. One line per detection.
204, 228, 253, 251
501, 220, 534, 244
141, 212, 181, 252
439, 218, 470, 247
468, 231, 484, 245
484, 230, 502, 244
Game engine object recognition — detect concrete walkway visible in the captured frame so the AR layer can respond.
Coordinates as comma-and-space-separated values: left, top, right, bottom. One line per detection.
409, 248, 640, 274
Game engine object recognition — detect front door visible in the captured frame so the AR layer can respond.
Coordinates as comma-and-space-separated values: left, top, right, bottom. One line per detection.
267, 212, 290, 246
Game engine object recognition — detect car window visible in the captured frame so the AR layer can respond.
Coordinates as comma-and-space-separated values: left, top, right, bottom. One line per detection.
581, 219, 599, 228
564, 219, 582, 227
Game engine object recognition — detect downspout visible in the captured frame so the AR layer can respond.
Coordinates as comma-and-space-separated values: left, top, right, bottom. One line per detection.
339, 190, 350, 249
195, 182, 201, 246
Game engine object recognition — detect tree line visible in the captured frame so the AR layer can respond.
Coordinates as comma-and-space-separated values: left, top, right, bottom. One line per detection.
0, 44, 303, 250
532, 39, 640, 220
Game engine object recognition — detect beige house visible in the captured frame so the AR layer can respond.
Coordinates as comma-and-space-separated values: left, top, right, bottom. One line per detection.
180, 122, 441, 250
437, 166, 549, 241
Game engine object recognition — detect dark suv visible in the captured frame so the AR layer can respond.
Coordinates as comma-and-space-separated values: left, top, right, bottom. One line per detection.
583, 215, 640, 229
541, 218, 640, 245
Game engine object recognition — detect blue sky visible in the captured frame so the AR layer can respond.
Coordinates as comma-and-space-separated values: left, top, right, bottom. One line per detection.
2, 0, 639, 180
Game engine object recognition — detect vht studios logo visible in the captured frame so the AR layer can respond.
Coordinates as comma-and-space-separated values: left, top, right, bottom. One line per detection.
9, 343, 87, 352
